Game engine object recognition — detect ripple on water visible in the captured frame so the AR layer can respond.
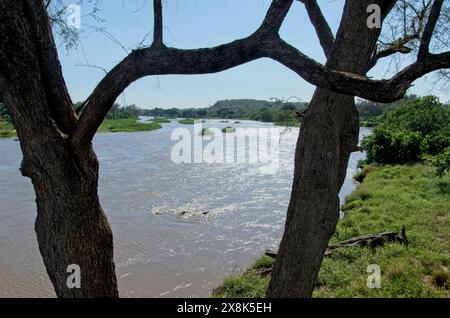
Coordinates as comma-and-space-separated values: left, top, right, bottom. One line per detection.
0, 122, 371, 297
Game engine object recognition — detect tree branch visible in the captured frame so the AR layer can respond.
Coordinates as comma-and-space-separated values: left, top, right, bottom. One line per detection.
367, 0, 429, 71
25, 0, 77, 134
298, 0, 335, 58
71, 0, 449, 152
73, 0, 294, 149
418, 0, 444, 59
257, 0, 294, 35
265, 37, 450, 102
152, 0, 163, 47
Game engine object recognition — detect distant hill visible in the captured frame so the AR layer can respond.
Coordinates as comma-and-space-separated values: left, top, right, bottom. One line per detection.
210, 99, 307, 111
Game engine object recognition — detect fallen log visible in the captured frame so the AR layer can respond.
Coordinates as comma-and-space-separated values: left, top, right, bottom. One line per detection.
266, 226, 408, 258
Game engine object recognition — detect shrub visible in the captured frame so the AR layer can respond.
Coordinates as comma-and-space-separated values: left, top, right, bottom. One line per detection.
353, 165, 373, 183
425, 131, 450, 155
363, 128, 425, 164
362, 96, 450, 164
381, 96, 449, 136
432, 147, 450, 177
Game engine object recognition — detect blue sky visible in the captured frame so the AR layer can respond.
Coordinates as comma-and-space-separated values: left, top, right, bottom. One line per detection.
57, 0, 449, 109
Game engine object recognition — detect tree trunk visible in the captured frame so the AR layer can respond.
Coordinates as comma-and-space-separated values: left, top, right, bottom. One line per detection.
266, 91, 358, 297
24, 143, 119, 298
267, 0, 392, 297
0, 1, 119, 297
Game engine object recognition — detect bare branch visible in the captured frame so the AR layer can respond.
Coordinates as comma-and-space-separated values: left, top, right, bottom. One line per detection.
76, 63, 108, 74
368, 0, 430, 70
418, 0, 444, 59
298, 0, 335, 58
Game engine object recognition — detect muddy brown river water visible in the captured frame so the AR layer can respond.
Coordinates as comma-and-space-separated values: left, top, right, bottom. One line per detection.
0, 119, 371, 297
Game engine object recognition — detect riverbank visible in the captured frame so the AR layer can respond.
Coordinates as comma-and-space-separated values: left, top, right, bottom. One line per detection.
214, 163, 450, 297
0, 118, 163, 138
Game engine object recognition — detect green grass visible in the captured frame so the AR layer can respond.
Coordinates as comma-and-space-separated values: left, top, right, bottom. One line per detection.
0, 120, 16, 138
98, 118, 161, 133
213, 256, 274, 298
178, 119, 195, 125
215, 163, 450, 298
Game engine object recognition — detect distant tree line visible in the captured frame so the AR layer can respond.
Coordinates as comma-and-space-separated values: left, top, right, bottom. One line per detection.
5, 96, 441, 128
142, 99, 308, 125
73, 102, 142, 120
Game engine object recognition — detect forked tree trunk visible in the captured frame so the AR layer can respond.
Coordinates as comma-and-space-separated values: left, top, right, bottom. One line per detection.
0, 1, 119, 297
267, 0, 392, 297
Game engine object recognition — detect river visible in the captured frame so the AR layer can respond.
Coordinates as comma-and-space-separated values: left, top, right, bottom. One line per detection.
0, 119, 371, 297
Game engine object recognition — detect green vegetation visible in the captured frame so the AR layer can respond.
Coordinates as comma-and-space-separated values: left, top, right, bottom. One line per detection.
356, 95, 420, 126
98, 118, 161, 133
0, 103, 15, 138
214, 256, 274, 298
145, 99, 307, 125
215, 163, 450, 298
222, 127, 235, 133
432, 148, 450, 178
143, 97, 419, 126
178, 119, 195, 125
0, 96, 428, 138
151, 117, 171, 124
363, 96, 450, 176
0, 119, 16, 138
360, 121, 378, 128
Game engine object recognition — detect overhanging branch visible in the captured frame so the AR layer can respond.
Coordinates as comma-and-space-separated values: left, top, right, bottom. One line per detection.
265, 37, 450, 102
298, 0, 335, 58
72, 0, 449, 151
